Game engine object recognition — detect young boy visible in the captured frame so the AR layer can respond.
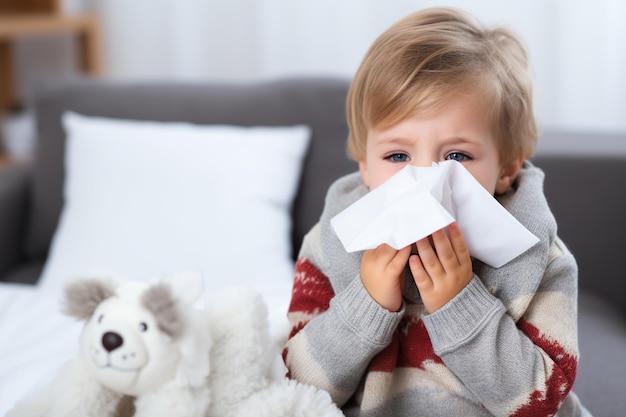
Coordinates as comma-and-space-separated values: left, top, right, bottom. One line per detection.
283, 7, 592, 417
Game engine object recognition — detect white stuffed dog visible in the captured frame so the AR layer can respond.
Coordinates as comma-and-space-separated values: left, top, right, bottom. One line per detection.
7, 272, 212, 417
8, 273, 343, 417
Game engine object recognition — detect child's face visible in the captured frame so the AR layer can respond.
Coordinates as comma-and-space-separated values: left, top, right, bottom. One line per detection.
358, 95, 521, 195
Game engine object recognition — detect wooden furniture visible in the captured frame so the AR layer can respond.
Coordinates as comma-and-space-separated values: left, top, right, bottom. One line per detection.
0, 0, 102, 111
0, 153, 10, 168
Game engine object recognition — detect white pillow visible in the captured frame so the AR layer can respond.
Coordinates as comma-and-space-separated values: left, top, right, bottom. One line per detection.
39, 112, 311, 301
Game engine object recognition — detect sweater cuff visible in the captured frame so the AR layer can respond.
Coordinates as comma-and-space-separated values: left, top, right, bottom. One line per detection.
331, 276, 403, 348
422, 276, 505, 355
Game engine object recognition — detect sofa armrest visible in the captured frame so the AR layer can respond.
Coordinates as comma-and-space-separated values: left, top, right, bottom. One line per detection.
533, 152, 626, 320
0, 161, 31, 279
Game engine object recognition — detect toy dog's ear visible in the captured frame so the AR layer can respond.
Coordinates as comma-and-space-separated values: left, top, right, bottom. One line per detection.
62, 278, 116, 320
142, 283, 183, 339
140, 271, 203, 340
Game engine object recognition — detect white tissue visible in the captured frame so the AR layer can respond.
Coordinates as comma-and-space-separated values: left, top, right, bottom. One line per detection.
331, 160, 539, 268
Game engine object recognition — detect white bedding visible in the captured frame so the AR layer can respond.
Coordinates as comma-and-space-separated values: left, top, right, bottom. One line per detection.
0, 283, 79, 413
0, 282, 292, 414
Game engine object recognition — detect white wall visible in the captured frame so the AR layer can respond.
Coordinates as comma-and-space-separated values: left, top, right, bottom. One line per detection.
86, 0, 626, 134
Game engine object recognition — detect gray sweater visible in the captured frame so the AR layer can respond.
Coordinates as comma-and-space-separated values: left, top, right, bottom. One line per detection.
284, 163, 591, 416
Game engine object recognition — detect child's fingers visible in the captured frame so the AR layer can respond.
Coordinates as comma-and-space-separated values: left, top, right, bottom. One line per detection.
390, 245, 412, 271
409, 253, 433, 291
430, 228, 458, 270
410, 224, 473, 313
361, 244, 410, 312
415, 235, 444, 275
378, 244, 408, 267
364, 243, 396, 264
363, 244, 411, 277
447, 222, 470, 262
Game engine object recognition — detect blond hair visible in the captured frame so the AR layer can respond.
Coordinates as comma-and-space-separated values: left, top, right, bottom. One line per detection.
346, 7, 537, 165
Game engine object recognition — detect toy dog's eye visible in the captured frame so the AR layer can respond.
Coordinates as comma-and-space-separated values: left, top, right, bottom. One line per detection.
97, 314, 104, 324
138, 322, 148, 332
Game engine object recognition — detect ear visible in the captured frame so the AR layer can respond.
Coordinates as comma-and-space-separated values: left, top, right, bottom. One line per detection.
358, 160, 370, 188
142, 283, 183, 339
495, 154, 524, 194
63, 278, 116, 321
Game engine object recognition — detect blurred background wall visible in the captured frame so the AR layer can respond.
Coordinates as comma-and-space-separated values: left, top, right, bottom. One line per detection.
92, 0, 626, 134
3, 0, 626, 159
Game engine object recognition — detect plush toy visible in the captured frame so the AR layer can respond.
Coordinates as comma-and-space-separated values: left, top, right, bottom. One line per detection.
7, 273, 343, 417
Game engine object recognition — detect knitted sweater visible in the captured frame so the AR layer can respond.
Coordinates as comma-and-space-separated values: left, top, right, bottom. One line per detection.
284, 163, 591, 417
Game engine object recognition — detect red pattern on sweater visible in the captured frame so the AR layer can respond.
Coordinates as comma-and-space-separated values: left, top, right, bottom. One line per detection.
286, 257, 578, 415
370, 313, 443, 372
288, 258, 335, 317
512, 319, 578, 417
285, 258, 336, 379
398, 316, 444, 369
289, 259, 444, 374
369, 332, 400, 372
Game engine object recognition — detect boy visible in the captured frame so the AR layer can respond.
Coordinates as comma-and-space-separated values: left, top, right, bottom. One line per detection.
283, 7, 591, 417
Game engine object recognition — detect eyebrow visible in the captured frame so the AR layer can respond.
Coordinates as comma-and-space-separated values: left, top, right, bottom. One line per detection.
443, 136, 481, 147
374, 135, 481, 147
373, 136, 414, 146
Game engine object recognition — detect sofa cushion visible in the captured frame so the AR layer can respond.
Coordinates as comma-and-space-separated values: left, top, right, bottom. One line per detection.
27, 78, 355, 267
38, 112, 310, 301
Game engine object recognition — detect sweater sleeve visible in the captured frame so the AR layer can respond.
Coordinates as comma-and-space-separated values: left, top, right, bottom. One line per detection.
283, 225, 403, 406
422, 163, 581, 417
423, 242, 579, 416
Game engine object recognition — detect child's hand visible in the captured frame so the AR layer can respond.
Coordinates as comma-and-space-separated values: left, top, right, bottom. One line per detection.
361, 244, 411, 312
408, 222, 473, 313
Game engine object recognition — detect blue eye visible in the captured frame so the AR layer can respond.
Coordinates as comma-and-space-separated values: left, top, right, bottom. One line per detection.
386, 153, 409, 163
445, 152, 471, 162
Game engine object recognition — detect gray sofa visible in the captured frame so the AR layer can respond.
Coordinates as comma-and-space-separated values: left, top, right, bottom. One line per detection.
0, 78, 624, 416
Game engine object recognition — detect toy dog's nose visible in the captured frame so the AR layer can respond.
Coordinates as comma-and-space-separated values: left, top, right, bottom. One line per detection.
102, 331, 123, 352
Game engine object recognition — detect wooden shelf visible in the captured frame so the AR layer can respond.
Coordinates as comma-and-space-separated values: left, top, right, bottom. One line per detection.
0, 0, 62, 15
0, 14, 98, 39
0, 12, 102, 111
0, 152, 11, 169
